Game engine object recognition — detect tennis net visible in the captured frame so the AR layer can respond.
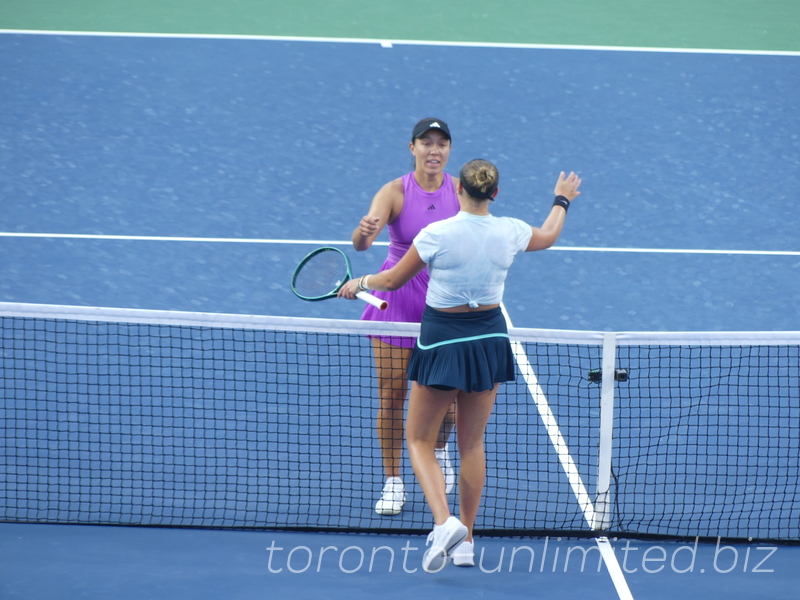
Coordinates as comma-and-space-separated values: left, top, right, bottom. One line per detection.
1, 302, 798, 541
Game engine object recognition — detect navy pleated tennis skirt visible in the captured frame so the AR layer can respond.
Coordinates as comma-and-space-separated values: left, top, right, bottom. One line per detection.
407, 306, 516, 393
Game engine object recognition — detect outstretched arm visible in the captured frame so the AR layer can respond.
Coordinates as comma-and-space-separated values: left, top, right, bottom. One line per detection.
338, 245, 427, 299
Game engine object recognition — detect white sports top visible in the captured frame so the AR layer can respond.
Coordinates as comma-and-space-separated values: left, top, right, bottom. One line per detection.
413, 211, 533, 308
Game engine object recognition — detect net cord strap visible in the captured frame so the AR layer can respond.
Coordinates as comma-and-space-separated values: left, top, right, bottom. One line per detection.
595, 332, 617, 530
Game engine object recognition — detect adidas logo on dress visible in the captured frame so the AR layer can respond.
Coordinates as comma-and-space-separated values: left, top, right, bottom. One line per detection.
428, 204, 436, 210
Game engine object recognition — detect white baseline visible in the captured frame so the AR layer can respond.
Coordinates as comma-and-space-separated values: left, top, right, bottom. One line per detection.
0, 233, 797, 257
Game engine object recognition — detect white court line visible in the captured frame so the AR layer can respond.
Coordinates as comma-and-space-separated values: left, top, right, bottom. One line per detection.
502, 304, 634, 600
597, 537, 635, 600
509, 341, 598, 522
0, 232, 797, 256
2, 29, 799, 56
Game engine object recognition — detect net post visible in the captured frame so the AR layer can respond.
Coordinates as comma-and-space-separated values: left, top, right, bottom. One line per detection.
594, 331, 616, 530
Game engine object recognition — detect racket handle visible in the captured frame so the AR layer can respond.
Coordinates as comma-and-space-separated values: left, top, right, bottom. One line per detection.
356, 291, 388, 311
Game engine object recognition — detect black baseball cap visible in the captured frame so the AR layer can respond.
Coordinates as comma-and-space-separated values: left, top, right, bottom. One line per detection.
411, 118, 451, 142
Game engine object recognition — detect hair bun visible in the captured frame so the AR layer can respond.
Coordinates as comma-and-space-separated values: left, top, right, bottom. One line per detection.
459, 159, 499, 201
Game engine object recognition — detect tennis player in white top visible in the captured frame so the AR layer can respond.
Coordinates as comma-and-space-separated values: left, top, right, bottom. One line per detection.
339, 159, 582, 572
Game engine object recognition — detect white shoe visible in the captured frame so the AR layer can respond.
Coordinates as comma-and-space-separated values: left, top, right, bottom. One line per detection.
375, 477, 405, 516
452, 540, 475, 567
422, 516, 468, 573
435, 445, 455, 494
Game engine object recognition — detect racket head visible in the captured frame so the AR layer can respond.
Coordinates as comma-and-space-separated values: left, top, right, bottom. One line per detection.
291, 247, 353, 301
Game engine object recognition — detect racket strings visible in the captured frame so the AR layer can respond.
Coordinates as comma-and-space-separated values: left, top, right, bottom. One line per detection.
293, 250, 349, 298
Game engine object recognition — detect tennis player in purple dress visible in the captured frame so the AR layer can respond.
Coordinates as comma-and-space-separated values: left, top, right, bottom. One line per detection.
352, 118, 460, 515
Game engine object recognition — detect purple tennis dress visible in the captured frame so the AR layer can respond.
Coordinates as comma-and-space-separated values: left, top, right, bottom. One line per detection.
361, 172, 460, 348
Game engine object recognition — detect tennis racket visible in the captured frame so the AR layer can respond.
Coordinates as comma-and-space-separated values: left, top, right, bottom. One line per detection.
291, 247, 388, 311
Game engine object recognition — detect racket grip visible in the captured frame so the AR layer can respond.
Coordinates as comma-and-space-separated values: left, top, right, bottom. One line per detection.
356, 291, 388, 311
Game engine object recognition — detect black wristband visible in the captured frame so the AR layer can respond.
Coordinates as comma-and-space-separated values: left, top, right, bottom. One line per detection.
552, 195, 570, 212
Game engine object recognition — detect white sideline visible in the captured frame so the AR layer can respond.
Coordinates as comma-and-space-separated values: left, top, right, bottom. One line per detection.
502, 304, 634, 600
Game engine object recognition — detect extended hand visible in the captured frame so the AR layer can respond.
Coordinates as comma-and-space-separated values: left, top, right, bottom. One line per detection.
357, 216, 380, 238
337, 279, 361, 300
554, 172, 582, 201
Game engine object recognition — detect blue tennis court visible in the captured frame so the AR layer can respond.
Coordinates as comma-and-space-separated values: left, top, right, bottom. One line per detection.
1, 21, 799, 600
1, 32, 798, 330
3, 522, 799, 600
